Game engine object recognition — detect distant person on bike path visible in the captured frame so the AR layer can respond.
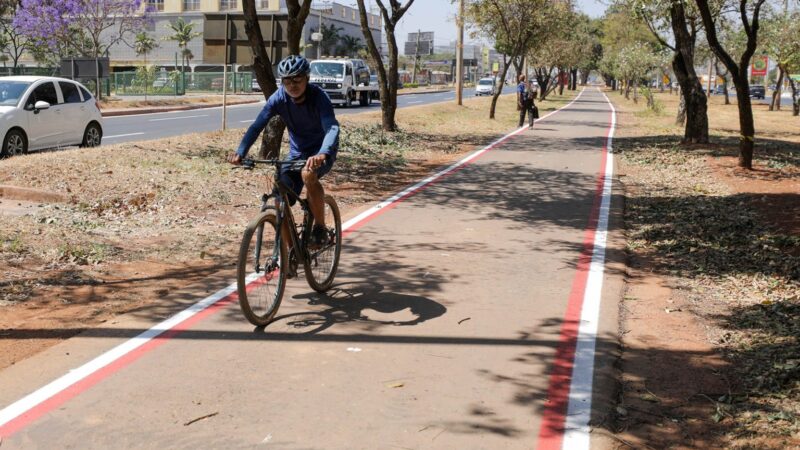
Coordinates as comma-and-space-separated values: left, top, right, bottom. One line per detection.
228, 55, 339, 247
517, 74, 530, 127
526, 80, 538, 129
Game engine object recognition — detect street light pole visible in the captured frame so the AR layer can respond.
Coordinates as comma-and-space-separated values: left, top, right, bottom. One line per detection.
455, 0, 464, 105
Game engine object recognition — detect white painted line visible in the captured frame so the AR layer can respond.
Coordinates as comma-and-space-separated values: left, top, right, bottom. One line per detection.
561, 88, 616, 450
407, 101, 424, 104
149, 114, 208, 122
104, 132, 145, 139
240, 119, 255, 123
0, 88, 586, 437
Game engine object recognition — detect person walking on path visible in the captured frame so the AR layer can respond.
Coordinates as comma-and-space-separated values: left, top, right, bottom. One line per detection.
517, 75, 530, 127
527, 81, 539, 129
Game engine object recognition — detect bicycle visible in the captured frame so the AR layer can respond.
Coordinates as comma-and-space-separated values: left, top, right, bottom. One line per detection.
235, 158, 342, 326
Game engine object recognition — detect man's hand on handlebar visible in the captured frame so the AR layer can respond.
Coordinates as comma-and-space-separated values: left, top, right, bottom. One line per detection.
304, 154, 326, 172
227, 153, 242, 165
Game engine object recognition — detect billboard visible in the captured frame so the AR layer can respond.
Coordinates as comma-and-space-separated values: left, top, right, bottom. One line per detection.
751, 56, 768, 76
404, 31, 433, 56
790, 74, 800, 82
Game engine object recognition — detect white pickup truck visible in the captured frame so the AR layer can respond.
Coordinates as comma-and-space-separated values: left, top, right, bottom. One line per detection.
309, 58, 378, 107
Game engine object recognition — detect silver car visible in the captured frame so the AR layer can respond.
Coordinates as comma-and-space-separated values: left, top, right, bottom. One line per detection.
475, 78, 495, 96
0, 76, 104, 158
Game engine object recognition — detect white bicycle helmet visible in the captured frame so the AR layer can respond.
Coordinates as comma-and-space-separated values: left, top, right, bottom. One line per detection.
277, 55, 310, 78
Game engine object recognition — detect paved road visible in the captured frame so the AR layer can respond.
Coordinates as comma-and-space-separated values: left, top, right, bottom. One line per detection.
0, 88, 622, 449
102, 86, 516, 146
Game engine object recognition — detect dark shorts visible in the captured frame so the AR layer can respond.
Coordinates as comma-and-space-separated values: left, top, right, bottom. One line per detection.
277, 154, 335, 204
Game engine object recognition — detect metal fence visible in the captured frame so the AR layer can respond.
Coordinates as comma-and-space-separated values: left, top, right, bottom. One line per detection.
0, 67, 59, 76
112, 71, 257, 96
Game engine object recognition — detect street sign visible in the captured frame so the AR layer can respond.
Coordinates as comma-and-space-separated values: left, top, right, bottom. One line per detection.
751, 56, 768, 76
61, 57, 110, 78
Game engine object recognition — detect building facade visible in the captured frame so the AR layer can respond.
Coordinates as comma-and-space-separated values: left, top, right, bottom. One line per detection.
106, 0, 380, 72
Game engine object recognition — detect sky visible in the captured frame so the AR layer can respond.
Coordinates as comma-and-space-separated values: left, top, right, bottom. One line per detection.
357, 0, 607, 49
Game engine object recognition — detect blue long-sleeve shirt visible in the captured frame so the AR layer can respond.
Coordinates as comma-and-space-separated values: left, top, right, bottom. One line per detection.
236, 84, 340, 160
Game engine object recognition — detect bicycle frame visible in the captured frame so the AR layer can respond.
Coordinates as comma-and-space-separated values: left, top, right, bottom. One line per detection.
245, 158, 316, 273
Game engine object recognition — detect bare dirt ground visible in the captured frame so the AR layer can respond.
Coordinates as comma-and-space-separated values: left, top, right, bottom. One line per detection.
606, 90, 799, 449
0, 90, 578, 370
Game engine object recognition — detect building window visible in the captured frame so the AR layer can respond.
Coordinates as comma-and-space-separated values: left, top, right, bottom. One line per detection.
183, 0, 199, 10
341, 7, 346, 17
147, 0, 164, 12
352, 10, 356, 20
220, 0, 237, 10
257, 0, 269, 8
370, 15, 374, 26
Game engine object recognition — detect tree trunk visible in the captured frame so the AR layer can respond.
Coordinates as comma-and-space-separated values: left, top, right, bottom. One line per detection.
787, 76, 798, 116
633, 79, 639, 103
770, 67, 784, 111
676, 94, 686, 125
535, 68, 552, 101
489, 56, 512, 119
671, 52, 708, 143
558, 69, 565, 95
733, 82, 754, 168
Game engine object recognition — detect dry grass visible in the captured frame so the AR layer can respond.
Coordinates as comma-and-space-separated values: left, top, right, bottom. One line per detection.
611, 88, 800, 447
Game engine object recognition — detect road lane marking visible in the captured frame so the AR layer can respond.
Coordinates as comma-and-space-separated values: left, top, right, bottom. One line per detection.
0, 88, 586, 439
536, 88, 616, 450
407, 101, 424, 104
104, 132, 145, 139
149, 114, 208, 122
240, 119, 255, 123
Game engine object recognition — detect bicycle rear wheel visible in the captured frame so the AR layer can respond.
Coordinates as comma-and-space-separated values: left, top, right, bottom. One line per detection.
304, 194, 342, 292
237, 211, 286, 326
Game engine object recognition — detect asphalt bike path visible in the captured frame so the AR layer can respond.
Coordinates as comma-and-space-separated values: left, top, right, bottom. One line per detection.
0, 88, 622, 449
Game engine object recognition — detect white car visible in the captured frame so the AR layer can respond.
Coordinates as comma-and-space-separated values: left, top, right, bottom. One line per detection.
475, 77, 496, 96
0, 76, 103, 158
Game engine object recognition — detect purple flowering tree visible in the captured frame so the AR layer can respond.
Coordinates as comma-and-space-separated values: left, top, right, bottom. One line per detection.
0, 1, 33, 69
14, 0, 152, 94
15, 0, 151, 56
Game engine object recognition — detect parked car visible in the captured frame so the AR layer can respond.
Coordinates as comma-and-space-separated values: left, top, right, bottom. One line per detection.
475, 77, 496, 96
0, 76, 103, 158
749, 84, 765, 99
713, 85, 727, 95
251, 76, 261, 92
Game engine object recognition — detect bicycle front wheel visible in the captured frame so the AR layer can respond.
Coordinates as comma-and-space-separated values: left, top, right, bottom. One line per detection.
237, 211, 286, 326
304, 194, 342, 292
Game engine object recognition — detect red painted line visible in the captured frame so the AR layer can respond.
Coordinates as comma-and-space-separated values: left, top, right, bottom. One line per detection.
535, 105, 614, 449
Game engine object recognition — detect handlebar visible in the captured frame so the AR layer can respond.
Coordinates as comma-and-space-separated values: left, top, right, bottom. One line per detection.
239, 158, 308, 172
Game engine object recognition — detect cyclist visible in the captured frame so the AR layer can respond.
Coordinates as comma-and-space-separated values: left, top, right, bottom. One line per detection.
228, 55, 339, 249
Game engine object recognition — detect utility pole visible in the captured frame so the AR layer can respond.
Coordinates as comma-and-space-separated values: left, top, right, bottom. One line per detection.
412, 29, 420, 84
455, 0, 464, 105
222, 13, 229, 131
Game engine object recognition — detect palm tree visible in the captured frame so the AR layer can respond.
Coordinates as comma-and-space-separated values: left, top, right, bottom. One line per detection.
339, 35, 363, 58
320, 23, 342, 56
134, 32, 158, 101
164, 18, 201, 75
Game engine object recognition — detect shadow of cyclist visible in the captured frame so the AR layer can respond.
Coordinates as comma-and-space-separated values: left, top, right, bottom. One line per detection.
270, 281, 447, 334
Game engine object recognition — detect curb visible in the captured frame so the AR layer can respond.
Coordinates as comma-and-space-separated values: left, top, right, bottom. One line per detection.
101, 99, 262, 117
396, 88, 453, 96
